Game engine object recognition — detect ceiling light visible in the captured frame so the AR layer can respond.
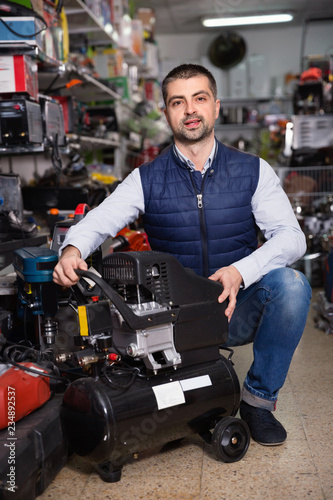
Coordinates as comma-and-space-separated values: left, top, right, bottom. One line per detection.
202, 14, 293, 28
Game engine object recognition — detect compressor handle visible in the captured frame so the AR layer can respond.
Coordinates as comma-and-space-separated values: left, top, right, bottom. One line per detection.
74, 269, 179, 330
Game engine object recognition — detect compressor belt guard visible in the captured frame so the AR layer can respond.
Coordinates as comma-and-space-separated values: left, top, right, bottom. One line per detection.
60, 251, 250, 482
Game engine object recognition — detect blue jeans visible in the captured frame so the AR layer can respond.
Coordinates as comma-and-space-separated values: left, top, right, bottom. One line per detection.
226, 267, 312, 410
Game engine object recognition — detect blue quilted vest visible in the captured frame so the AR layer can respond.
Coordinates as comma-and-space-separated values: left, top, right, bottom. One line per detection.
140, 140, 259, 277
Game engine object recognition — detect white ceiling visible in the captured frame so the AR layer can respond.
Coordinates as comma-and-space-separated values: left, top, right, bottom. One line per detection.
133, 0, 333, 35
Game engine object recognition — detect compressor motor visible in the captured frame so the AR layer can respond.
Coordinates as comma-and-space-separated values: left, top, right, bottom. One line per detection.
59, 250, 250, 482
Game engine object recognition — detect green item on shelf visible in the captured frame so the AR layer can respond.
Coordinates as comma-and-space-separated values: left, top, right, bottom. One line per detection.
107, 76, 130, 100
5, 0, 33, 10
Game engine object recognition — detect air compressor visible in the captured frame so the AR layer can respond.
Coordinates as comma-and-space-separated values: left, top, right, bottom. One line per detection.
59, 251, 250, 482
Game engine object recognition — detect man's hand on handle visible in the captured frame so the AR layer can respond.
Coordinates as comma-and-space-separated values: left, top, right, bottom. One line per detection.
53, 245, 88, 287
209, 265, 243, 322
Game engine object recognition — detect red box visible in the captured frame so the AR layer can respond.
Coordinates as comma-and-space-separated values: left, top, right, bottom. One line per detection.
0, 55, 39, 101
53, 95, 76, 134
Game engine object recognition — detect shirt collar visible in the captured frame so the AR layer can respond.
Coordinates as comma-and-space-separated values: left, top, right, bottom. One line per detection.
174, 139, 217, 176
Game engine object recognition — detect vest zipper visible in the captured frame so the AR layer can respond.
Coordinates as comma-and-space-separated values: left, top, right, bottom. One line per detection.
188, 169, 210, 277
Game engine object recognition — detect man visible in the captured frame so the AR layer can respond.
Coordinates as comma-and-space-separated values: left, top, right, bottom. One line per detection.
53, 64, 311, 446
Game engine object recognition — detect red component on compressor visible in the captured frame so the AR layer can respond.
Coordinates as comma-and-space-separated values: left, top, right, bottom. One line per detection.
0, 362, 51, 430
109, 227, 151, 253
107, 353, 120, 362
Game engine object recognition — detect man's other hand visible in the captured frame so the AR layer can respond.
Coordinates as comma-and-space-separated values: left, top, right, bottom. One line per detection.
209, 265, 243, 322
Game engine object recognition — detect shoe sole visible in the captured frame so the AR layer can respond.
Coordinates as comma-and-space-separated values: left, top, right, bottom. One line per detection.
255, 439, 286, 446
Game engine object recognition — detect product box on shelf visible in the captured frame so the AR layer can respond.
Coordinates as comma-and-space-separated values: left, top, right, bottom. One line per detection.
112, 0, 129, 23
94, 47, 124, 78
118, 14, 132, 50
101, 0, 112, 29
85, 0, 102, 21
41, 2, 63, 61
52, 96, 77, 134
0, 17, 44, 50
112, 0, 129, 36
143, 41, 159, 77
137, 7, 156, 41
106, 76, 130, 100
131, 19, 143, 57
144, 79, 161, 107
30, 0, 44, 18
0, 55, 39, 101
39, 96, 66, 147
0, 98, 43, 146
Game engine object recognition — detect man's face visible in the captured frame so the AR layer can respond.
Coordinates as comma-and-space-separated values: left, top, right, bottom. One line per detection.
164, 75, 220, 145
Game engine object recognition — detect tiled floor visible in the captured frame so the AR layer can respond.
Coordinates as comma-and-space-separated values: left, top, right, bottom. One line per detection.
38, 289, 333, 500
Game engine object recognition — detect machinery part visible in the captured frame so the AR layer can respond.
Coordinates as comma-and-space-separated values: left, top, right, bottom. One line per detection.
60, 355, 241, 482
56, 250, 249, 482
13, 247, 59, 345
72, 202, 90, 221
75, 250, 228, 372
13, 247, 58, 286
40, 316, 58, 345
212, 417, 250, 463
77, 300, 112, 338
50, 203, 103, 281
109, 227, 151, 253
50, 203, 91, 253
94, 461, 122, 483
0, 98, 43, 147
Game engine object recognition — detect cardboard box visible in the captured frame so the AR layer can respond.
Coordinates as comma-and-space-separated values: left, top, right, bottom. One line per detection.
94, 47, 124, 78
137, 7, 156, 40
0, 55, 38, 101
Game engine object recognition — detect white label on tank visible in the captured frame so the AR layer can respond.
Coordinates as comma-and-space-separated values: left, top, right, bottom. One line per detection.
180, 375, 212, 392
152, 381, 185, 410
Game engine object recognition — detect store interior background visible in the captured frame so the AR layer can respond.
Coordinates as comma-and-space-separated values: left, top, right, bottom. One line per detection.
1, 3, 333, 183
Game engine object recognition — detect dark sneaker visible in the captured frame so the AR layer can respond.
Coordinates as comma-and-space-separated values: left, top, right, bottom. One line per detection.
239, 401, 287, 446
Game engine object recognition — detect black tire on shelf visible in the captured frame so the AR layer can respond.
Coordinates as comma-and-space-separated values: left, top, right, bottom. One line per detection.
212, 417, 250, 463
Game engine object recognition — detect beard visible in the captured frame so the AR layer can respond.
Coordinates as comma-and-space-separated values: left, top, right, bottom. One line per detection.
171, 115, 215, 145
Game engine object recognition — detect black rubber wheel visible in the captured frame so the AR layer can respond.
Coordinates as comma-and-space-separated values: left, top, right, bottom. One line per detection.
212, 417, 250, 463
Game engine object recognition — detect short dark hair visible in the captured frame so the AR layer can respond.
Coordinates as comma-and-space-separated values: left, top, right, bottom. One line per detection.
162, 64, 218, 105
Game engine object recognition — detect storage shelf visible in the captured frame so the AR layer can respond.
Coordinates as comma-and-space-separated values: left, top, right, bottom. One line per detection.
64, 0, 116, 44
64, 0, 145, 70
38, 62, 122, 102
34, 0, 145, 102
219, 96, 292, 107
0, 145, 44, 155
67, 133, 120, 150
215, 123, 260, 131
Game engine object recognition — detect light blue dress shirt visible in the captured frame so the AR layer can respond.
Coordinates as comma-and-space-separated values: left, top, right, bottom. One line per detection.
61, 145, 306, 289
